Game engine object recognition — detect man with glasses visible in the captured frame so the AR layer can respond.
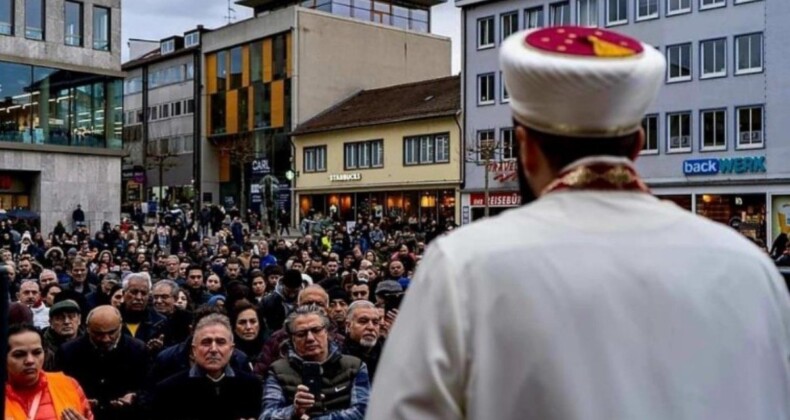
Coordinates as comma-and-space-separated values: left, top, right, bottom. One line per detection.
261, 305, 370, 419
149, 313, 261, 419
57, 305, 148, 420
152, 279, 192, 346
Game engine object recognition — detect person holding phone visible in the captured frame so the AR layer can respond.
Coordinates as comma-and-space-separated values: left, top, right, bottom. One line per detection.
261, 305, 370, 420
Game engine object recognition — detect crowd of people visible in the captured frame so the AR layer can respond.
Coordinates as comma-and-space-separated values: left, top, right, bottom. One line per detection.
1, 207, 438, 419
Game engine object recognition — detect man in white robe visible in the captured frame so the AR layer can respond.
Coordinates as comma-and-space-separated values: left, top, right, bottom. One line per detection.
366, 26, 790, 420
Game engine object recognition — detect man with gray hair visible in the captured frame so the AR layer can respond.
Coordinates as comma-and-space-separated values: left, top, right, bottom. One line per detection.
120, 272, 167, 351
152, 279, 192, 346
342, 300, 385, 382
150, 313, 262, 420
261, 304, 370, 419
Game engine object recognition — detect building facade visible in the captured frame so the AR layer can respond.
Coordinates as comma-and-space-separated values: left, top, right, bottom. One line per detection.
0, 0, 123, 232
122, 27, 207, 214
293, 76, 462, 226
458, 0, 787, 245
200, 2, 451, 220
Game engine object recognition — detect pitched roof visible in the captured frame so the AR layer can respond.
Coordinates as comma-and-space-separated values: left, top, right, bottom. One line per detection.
293, 75, 460, 136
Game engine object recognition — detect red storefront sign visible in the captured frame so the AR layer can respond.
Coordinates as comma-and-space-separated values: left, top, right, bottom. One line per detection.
470, 192, 521, 207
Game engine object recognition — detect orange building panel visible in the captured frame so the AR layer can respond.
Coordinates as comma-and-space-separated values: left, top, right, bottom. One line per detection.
227, 90, 239, 134
206, 54, 217, 94
271, 80, 284, 128
286, 32, 293, 78
219, 152, 231, 182
248, 86, 255, 130
242, 45, 250, 86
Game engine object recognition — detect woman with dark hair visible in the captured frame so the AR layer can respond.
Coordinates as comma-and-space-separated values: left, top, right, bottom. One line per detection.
5, 324, 94, 420
229, 300, 266, 365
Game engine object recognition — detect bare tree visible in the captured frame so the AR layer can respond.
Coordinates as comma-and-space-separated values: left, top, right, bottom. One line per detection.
146, 139, 180, 214
214, 135, 258, 214
465, 133, 502, 218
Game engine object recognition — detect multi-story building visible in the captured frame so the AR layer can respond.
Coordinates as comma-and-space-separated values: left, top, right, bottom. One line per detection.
458, 0, 786, 245
122, 27, 209, 213
200, 0, 451, 220
0, 0, 123, 232
292, 75, 462, 225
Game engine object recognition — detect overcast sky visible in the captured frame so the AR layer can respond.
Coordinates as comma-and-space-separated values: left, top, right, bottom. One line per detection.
121, 0, 461, 73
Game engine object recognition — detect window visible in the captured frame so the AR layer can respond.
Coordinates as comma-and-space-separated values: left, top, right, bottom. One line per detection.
550, 2, 571, 26
0, 0, 12, 35
186, 99, 195, 114
185, 62, 194, 80
404, 133, 450, 165
478, 73, 495, 105
736, 106, 763, 149
149, 106, 158, 121
701, 38, 726, 78
701, 109, 726, 151
577, 0, 598, 26
160, 103, 169, 119
700, 0, 725, 9
304, 146, 327, 172
477, 130, 496, 162
667, 0, 691, 15
667, 112, 691, 152
184, 32, 200, 48
501, 12, 518, 41
124, 76, 142, 94
501, 72, 509, 103
667, 43, 692, 82
734, 0, 761, 3
25, 0, 44, 40
500, 128, 516, 160
607, 0, 627, 25
216, 50, 227, 92
641, 115, 658, 154
525, 6, 544, 29
210, 92, 226, 134
735, 33, 763, 75
273, 34, 286, 79
477, 16, 494, 49
250, 41, 262, 83
93, 6, 110, 51
636, 0, 659, 20
160, 40, 175, 55
345, 140, 383, 169
230, 47, 243, 89
64, 1, 83, 46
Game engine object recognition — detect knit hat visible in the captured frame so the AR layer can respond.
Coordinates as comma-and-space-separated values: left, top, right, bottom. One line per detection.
208, 295, 226, 307
375, 280, 403, 296
327, 287, 349, 303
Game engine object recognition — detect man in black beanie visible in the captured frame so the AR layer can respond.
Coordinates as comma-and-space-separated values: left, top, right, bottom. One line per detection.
326, 287, 350, 335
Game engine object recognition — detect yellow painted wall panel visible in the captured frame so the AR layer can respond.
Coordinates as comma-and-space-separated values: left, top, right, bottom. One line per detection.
242, 45, 250, 87
286, 32, 292, 78
206, 54, 217, 94
263, 38, 273, 83
226, 90, 239, 134
219, 152, 230, 182
271, 80, 284, 128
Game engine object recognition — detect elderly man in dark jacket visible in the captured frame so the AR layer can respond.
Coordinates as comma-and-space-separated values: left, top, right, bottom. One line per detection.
57, 305, 148, 420
150, 313, 262, 420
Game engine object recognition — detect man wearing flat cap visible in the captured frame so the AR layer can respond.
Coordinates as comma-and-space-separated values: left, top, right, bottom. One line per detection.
368, 26, 790, 419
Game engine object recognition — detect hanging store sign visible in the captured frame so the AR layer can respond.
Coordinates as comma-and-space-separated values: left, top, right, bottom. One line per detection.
329, 173, 362, 182
251, 159, 271, 175
487, 161, 518, 183
683, 156, 766, 176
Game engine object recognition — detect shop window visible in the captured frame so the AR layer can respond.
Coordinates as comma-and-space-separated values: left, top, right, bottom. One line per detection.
304, 146, 327, 173
736, 105, 763, 149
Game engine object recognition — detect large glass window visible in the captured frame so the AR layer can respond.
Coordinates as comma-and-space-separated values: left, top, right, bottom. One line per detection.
410, 8, 428, 32
701, 38, 726, 79
735, 33, 763, 75
65, 1, 83, 46
230, 47, 242, 89
392, 5, 408, 29
667, 43, 691, 82
701, 109, 726, 151
211, 92, 226, 134
251, 41, 262, 83
0, 0, 12, 35
93, 6, 110, 51
667, 112, 691, 152
216, 50, 227, 92
352, 0, 372, 21
273, 35, 286, 80
253, 82, 270, 129
25, 0, 44, 40
0, 63, 32, 142
239, 87, 249, 131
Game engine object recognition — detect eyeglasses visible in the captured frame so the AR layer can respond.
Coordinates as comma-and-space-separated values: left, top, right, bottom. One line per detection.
292, 325, 326, 339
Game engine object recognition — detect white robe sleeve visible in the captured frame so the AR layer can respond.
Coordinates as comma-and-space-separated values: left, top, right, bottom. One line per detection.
366, 242, 468, 419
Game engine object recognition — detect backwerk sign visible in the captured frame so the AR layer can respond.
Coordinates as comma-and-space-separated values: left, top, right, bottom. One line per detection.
683, 156, 766, 176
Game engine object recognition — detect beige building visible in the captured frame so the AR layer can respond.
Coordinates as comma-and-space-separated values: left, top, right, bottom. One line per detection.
199, 2, 451, 213
293, 76, 461, 226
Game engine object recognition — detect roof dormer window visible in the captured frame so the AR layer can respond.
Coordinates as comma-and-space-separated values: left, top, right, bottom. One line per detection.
161, 39, 175, 55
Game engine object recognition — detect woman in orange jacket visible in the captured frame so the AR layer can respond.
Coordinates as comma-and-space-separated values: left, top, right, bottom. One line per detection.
5, 324, 93, 420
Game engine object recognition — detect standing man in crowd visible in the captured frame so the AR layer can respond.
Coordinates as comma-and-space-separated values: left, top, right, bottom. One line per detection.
73, 204, 85, 230
368, 26, 790, 419
42, 299, 83, 370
